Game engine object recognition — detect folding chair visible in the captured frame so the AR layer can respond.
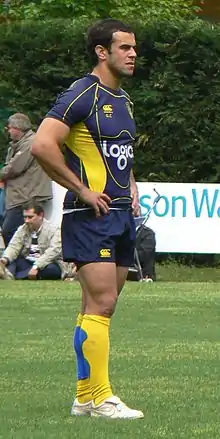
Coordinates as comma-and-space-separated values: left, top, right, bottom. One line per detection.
128, 189, 161, 282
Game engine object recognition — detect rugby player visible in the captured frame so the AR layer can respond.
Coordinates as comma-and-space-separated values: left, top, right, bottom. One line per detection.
32, 18, 143, 419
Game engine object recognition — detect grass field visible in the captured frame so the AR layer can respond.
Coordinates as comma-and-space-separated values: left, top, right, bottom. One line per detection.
1, 273, 220, 438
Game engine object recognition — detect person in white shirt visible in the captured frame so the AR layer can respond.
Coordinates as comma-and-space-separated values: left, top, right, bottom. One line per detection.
0, 203, 64, 280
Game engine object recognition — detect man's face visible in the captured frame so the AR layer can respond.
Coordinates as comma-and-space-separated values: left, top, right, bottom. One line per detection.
105, 31, 137, 78
6, 124, 23, 142
23, 208, 43, 231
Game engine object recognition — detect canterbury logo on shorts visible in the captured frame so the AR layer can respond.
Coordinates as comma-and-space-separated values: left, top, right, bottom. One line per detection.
100, 248, 111, 258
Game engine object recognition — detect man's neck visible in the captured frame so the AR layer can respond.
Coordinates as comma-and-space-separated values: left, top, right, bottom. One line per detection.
33, 221, 43, 233
91, 66, 121, 90
12, 131, 25, 144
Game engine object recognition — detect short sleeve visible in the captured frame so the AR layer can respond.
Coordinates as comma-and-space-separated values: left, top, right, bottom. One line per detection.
46, 77, 98, 127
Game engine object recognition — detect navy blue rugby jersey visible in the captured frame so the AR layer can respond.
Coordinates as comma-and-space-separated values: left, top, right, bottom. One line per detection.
47, 74, 136, 208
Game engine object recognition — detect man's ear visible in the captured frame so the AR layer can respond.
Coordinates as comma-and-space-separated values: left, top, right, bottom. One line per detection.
95, 45, 107, 61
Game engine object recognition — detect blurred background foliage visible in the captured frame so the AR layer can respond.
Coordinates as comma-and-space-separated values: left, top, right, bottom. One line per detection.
0, 0, 198, 22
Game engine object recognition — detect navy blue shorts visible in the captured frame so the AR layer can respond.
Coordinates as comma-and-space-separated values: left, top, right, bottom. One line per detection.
61, 209, 136, 267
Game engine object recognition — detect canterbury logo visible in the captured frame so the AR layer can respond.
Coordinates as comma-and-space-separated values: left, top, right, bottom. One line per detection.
103, 104, 113, 118
100, 248, 111, 258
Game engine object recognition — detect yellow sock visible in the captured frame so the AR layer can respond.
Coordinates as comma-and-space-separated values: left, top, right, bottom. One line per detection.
76, 313, 83, 327
81, 314, 113, 406
73, 313, 92, 403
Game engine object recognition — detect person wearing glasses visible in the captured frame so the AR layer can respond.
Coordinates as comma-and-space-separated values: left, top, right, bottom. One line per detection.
0, 113, 52, 246
0, 202, 65, 280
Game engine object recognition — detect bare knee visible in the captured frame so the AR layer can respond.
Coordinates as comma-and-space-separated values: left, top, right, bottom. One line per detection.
100, 294, 118, 317
78, 263, 120, 317
86, 292, 118, 318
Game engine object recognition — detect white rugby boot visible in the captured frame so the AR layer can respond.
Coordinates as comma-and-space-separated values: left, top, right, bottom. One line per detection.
71, 398, 92, 416
90, 396, 144, 419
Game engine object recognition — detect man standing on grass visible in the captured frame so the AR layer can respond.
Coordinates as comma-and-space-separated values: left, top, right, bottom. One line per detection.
32, 18, 143, 419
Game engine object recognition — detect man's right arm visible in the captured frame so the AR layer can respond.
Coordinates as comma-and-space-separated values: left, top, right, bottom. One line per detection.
32, 118, 111, 217
32, 118, 82, 191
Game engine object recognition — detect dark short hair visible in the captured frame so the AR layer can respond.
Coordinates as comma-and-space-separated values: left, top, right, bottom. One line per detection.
87, 18, 134, 65
23, 202, 44, 216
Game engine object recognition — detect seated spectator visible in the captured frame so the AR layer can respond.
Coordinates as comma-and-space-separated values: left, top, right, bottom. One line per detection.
0, 113, 52, 246
0, 203, 66, 280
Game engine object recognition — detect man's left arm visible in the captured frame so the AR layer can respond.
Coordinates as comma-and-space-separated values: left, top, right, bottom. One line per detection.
34, 227, 62, 270
130, 169, 140, 217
